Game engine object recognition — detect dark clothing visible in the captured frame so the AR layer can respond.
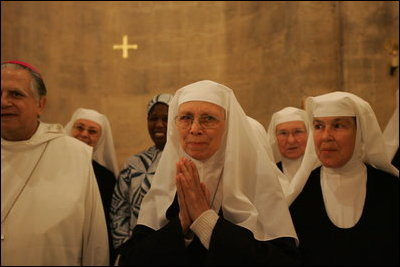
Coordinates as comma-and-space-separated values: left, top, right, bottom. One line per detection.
277, 162, 283, 172
93, 160, 116, 214
110, 146, 162, 249
118, 196, 301, 266
392, 148, 399, 169
92, 160, 117, 265
290, 165, 399, 266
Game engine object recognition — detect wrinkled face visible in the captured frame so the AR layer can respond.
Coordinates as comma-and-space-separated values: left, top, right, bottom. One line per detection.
176, 101, 225, 161
276, 121, 308, 160
148, 103, 169, 150
313, 116, 356, 168
1, 67, 46, 141
71, 119, 102, 148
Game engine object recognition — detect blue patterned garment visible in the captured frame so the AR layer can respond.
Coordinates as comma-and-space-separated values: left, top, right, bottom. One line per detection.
110, 146, 162, 249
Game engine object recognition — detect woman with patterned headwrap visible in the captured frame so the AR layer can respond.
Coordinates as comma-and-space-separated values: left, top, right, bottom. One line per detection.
110, 93, 173, 251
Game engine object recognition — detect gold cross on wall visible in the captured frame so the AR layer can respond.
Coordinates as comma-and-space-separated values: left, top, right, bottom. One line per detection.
113, 35, 138, 59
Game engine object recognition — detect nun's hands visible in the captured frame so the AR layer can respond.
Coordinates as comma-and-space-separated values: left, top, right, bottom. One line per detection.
176, 161, 191, 233
176, 157, 210, 232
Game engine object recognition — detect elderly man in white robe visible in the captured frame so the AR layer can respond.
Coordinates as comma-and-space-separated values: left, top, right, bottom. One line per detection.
1, 61, 109, 266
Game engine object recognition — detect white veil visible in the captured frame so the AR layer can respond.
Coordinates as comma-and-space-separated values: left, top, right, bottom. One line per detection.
137, 80, 298, 242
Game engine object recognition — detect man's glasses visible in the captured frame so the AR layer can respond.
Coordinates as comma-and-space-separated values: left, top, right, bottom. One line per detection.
175, 114, 222, 129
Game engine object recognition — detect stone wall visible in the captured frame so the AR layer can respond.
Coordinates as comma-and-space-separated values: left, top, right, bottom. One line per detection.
2, 1, 398, 169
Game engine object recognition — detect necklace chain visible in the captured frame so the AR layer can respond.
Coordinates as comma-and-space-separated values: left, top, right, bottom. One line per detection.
210, 170, 223, 210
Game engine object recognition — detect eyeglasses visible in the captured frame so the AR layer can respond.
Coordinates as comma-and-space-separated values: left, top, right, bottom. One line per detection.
73, 124, 100, 136
175, 114, 222, 129
276, 129, 306, 139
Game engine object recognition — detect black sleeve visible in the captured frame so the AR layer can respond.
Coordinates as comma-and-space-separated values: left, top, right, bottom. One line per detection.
118, 195, 301, 266
206, 217, 302, 266
118, 218, 188, 266
118, 195, 190, 266
92, 160, 117, 265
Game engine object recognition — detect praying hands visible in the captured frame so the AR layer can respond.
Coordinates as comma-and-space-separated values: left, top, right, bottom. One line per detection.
176, 157, 210, 233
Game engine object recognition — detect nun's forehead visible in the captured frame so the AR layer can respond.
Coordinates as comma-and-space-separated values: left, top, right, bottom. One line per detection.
74, 111, 105, 128
310, 96, 356, 117
178, 83, 228, 109
74, 118, 102, 129
178, 100, 225, 114
312, 116, 356, 123
274, 108, 306, 125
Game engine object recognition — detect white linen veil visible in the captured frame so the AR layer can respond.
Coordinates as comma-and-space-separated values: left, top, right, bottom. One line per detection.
246, 116, 275, 161
267, 107, 309, 164
383, 88, 399, 161
267, 107, 309, 194
285, 91, 399, 207
64, 108, 119, 177
137, 80, 298, 242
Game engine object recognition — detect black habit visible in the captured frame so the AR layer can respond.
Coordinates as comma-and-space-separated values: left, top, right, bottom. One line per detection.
290, 165, 399, 266
92, 160, 117, 265
118, 196, 301, 266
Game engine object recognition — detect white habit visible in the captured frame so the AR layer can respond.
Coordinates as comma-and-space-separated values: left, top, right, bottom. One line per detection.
1, 122, 109, 266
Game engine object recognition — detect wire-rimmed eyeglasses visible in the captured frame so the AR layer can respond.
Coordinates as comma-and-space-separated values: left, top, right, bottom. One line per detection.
276, 129, 307, 139
73, 123, 100, 136
175, 114, 222, 129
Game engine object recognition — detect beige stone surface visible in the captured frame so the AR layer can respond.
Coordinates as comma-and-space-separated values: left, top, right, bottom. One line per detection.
2, 1, 398, 169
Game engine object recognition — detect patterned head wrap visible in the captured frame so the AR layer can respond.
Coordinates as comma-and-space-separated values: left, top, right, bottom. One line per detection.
147, 93, 174, 114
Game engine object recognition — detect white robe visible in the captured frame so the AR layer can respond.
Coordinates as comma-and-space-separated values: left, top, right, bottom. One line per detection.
1, 122, 109, 266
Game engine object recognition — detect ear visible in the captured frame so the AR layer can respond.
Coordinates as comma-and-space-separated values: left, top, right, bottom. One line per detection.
37, 96, 47, 117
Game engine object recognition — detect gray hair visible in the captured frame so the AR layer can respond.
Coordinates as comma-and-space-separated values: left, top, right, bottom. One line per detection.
1, 62, 47, 98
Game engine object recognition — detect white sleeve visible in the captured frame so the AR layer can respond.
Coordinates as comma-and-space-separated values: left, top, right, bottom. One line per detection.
189, 209, 219, 249
82, 160, 110, 265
